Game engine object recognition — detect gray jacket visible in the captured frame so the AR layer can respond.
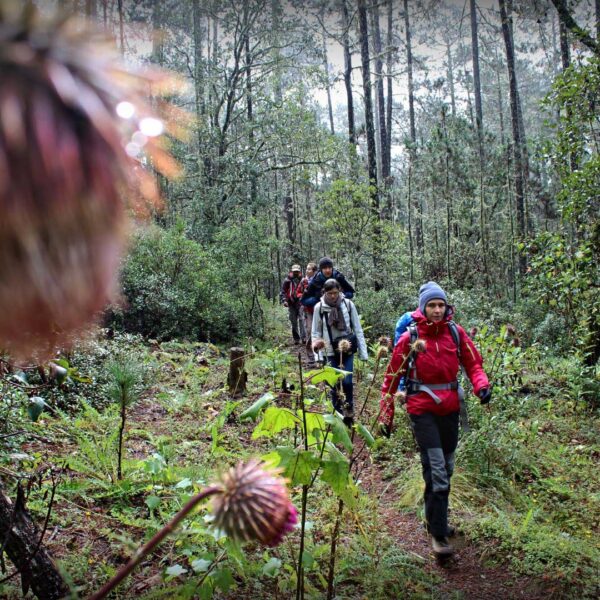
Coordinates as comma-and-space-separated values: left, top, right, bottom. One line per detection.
311, 298, 368, 360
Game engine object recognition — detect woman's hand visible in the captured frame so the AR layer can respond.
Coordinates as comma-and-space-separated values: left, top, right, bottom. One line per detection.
312, 338, 325, 351
479, 388, 492, 405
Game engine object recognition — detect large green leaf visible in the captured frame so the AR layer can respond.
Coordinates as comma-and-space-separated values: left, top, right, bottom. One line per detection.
252, 407, 299, 439
321, 459, 349, 496
288, 450, 319, 486
304, 366, 347, 386
355, 423, 375, 448
239, 393, 274, 422
324, 413, 353, 452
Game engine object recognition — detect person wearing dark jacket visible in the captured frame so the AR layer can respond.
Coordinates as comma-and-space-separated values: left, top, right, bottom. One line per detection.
380, 282, 491, 557
301, 257, 354, 309
280, 265, 306, 344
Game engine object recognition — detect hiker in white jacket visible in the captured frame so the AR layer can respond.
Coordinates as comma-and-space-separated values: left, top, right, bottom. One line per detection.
312, 279, 368, 426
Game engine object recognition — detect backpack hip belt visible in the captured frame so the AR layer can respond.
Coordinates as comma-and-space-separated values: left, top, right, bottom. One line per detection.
406, 379, 459, 404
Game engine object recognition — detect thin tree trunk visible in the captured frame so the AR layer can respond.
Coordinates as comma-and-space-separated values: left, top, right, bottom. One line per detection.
245, 32, 257, 204
470, 0, 489, 285
403, 0, 422, 252
499, 0, 526, 276
385, 0, 393, 174
371, 0, 389, 181
447, 41, 456, 118
192, 0, 205, 145
322, 29, 335, 135
340, 0, 356, 146
357, 0, 378, 197
470, 0, 483, 135
441, 107, 451, 281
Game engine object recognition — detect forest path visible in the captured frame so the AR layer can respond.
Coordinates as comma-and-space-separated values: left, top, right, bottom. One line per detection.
284, 336, 551, 600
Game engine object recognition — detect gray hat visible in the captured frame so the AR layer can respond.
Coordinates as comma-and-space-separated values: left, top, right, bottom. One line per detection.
418, 281, 447, 313
291, 264, 301, 272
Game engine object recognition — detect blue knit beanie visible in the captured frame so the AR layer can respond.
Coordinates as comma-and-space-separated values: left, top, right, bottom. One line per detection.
418, 281, 448, 313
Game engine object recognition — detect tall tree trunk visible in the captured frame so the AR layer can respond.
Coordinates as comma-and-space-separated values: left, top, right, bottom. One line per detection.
597, 0, 600, 42
385, 0, 393, 174
470, 0, 489, 284
192, 0, 205, 142
403, 0, 422, 253
559, 15, 570, 71
0, 482, 68, 600
446, 41, 456, 118
357, 0, 378, 196
245, 32, 257, 205
499, 0, 526, 276
322, 28, 335, 135
371, 0, 389, 181
358, 0, 381, 283
470, 0, 483, 136
340, 0, 356, 146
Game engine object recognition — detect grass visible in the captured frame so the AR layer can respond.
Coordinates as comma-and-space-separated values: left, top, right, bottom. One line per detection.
1, 319, 598, 598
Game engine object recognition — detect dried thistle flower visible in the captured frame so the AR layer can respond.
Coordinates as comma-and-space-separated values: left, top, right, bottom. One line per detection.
411, 338, 427, 354
0, 5, 185, 359
512, 337, 521, 348
338, 339, 352, 354
378, 336, 391, 349
376, 345, 388, 360
506, 324, 517, 337
470, 327, 478, 338
212, 460, 297, 547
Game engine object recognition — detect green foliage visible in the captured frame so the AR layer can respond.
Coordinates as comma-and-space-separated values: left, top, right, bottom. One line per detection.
111, 223, 242, 342
529, 58, 600, 368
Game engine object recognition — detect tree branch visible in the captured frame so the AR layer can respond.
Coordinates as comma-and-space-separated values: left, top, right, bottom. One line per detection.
550, 0, 599, 54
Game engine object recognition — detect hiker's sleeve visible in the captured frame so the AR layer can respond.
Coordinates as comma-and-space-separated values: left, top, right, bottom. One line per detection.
280, 280, 288, 304
311, 303, 322, 342
301, 281, 318, 307
338, 274, 355, 299
458, 326, 489, 396
381, 333, 409, 399
350, 302, 368, 360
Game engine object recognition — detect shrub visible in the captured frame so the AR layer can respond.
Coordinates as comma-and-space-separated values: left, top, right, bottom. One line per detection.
108, 223, 241, 342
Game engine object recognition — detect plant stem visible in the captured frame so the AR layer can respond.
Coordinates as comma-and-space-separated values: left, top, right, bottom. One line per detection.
117, 390, 126, 481
88, 485, 222, 600
294, 353, 310, 600
326, 498, 344, 600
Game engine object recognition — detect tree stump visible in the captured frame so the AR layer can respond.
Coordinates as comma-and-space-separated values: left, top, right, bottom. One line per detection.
0, 481, 68, 599
227, 347, 247, 397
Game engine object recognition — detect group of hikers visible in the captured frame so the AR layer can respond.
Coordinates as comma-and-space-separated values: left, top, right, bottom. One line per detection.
280, 260, 492, 558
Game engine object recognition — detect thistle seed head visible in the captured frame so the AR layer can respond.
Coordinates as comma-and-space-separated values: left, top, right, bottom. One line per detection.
411, 338, 427, 354
338, 339, 352, 354
506, 324, 517, 337
470, 327, 479, 338
378, 336, 391, 349
0, 6, 183, 358
212, 460, 297, 547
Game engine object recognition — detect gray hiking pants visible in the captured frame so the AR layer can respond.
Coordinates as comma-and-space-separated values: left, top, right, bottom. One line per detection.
288, 303, 306, 341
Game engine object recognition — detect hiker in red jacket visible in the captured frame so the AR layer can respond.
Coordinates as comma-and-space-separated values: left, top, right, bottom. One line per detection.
380, 282, 491, 557
280, 265, 307, 345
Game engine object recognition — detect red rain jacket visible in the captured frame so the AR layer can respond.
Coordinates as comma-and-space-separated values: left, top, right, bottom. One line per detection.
381, 309, 489, 416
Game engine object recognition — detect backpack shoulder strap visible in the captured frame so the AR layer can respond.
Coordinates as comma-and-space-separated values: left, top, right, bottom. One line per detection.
407, 323, 418, 345
447, 321, 461, 359
343, 300, 354, 332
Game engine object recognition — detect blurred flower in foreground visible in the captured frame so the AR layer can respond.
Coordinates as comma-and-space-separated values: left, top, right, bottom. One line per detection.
212, 460, 298, 547
0, 3, 188, 359
411, 338, 427, 354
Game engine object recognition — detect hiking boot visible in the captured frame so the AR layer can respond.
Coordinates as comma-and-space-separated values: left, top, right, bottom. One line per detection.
431, 536, 454, 556
424, 523, 456, 538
